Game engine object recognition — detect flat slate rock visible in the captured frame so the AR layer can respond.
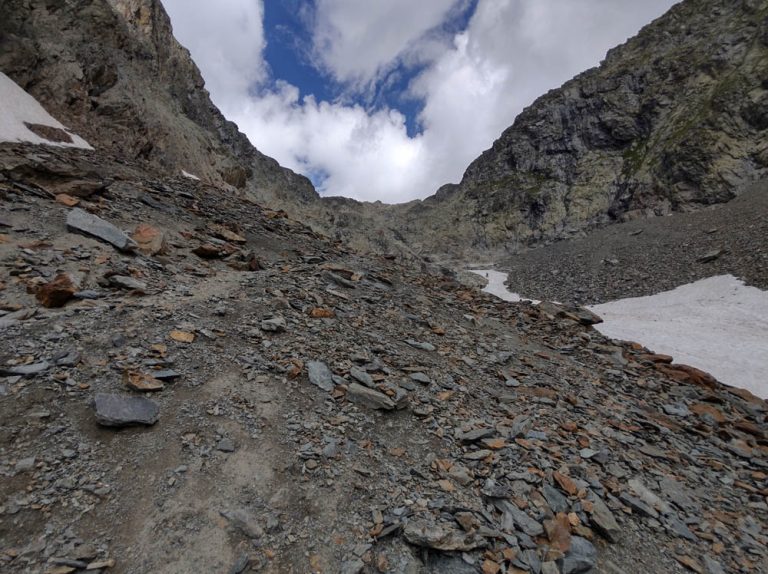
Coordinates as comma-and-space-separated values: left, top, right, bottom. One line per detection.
66, 208, 137, 252
94, 393, 159, 427
307, 361, 334, 392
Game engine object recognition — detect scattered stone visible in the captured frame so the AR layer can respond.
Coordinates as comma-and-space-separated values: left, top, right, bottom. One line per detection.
0, 361, 50, 377
220, 509, 263, 539
405, 339, 436, 352
403, 520, 487, 551
109, 275, 148, 292
558, 536, 596, 574
131, 223, 167, 255
697, 248, 724, 263
169, 330, 195, 343
307, 361, 335, 392
346, 383, 395, 410
217, 438, 236, 452
349, 366, 374, 387
123, 371, 164, 392
409, 372, 431, 384
589, 494, 621, 543
94, 393, 160, 427
36, 273, 78, 307
15, 457, 36, 472
261, 316, 287, 333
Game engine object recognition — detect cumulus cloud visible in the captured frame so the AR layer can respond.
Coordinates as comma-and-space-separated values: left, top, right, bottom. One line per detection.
310, 0, 463, 86
161, 0, 678, 203
162, 0, 266, 113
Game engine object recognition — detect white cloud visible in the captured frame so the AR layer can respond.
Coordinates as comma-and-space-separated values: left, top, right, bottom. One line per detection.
162, 0, 266, 113
310, 0, 462, 86
161, 0, 678, 203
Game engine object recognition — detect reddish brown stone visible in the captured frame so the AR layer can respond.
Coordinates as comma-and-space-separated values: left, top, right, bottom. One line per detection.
35, 273, 77, 308
132, 223, 167, 255
544, 513, 572, 553
55, 193, 80, 207
690, 403, 727, 424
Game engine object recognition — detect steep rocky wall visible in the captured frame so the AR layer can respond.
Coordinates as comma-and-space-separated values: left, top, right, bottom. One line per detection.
0, 0, 317, 205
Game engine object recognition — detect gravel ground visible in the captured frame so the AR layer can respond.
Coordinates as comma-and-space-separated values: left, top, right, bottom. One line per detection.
496, 183, 768, 305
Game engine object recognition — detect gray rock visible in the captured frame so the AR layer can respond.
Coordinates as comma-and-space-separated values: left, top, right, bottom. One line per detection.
220, 509, 263, 538
619, 492, 658, 519
347, 383, 395, 410
260, 316, 286, 332
152, 370, 181, 381
227, 553, 250, 574
94, 393, 159, 427
698, 248, 724, 263
664, 513, 697, 541
405, 339, 436, 352
307, 361, 335, 392
349, 366, 374, 387
559, 536, 597, 574
493, 500, 544, 537
589, 494, 621, 543
15, 457, 36, 472
109, 275, 148, 291
702, 555, 726, 574
662, 403, 691, 417
403, 520, 487, 551
340, 559, 365, 574
0, 361, 50, 377
66, 208, 137, 252
542, 485, 569, 514
409, 372, 431, 384
459, 428, 495, 443
217, 438, 236, 452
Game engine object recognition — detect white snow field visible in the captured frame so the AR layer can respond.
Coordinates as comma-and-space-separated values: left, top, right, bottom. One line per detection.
471, 270, 768, 399
469, 269, 539, 303
0, 72, 92, 149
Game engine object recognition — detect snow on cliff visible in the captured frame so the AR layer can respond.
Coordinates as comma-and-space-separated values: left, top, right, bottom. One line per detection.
0, 72, 92, 149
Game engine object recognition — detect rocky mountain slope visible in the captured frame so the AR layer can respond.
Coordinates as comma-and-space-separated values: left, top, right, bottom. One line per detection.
1, 142, 767, 574
0, 0, 318, 208
322, 0, 768, 260
494, 180, 768, 305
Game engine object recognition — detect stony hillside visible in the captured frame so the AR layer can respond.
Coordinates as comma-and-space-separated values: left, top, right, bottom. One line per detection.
323, 0, 768, 260
1, 142, 767, 574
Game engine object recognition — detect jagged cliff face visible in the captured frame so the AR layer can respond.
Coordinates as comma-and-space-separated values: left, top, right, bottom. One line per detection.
374, 0, 768, 259
0, 0, 317, 205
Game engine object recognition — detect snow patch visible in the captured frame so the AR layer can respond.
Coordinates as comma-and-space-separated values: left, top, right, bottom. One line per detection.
0, 72, 92, 149
470, 270, 768, 399
469, 269, 539, 303
590, 275, 768, 399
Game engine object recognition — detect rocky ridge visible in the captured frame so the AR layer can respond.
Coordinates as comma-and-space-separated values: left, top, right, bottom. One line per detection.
1, 143, 767, 573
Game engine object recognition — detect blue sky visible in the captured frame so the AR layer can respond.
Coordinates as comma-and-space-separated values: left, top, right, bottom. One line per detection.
162, 0, 678, 203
